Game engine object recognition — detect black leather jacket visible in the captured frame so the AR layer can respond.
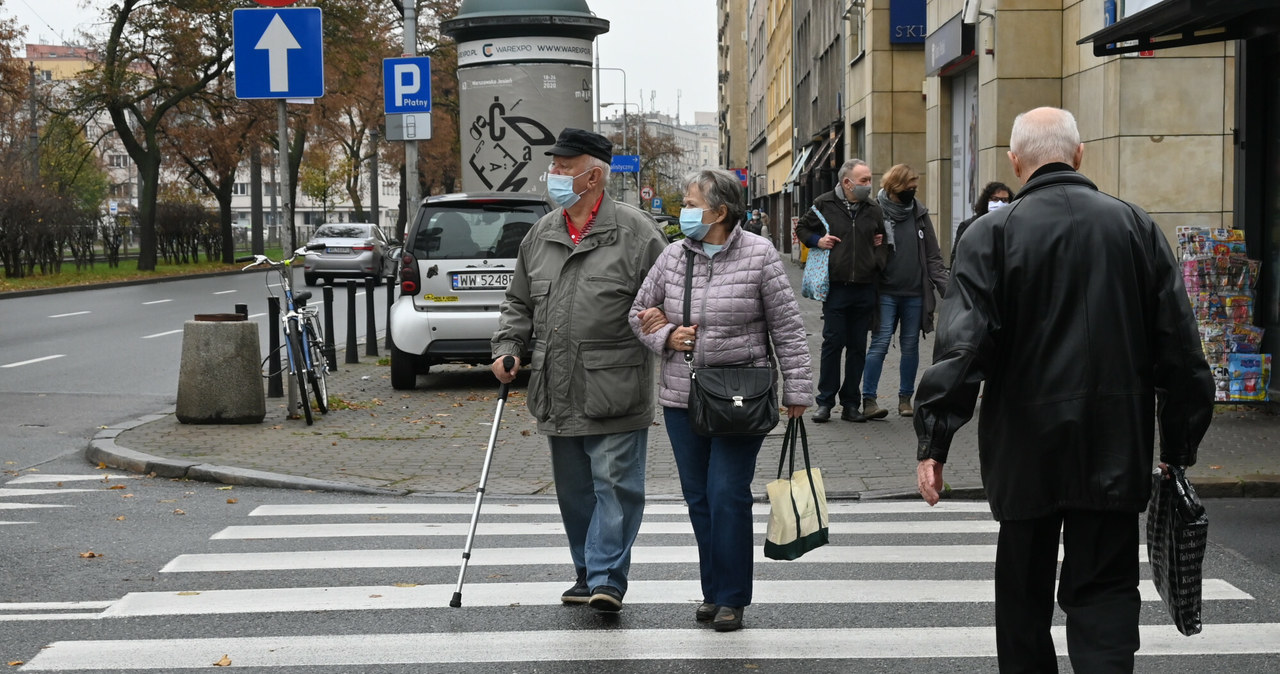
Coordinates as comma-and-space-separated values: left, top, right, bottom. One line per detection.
914, 167, 1214, 521
795, 188, 888, 284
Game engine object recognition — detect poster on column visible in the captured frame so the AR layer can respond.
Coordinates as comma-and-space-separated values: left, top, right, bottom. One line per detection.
457, 63, 594, 194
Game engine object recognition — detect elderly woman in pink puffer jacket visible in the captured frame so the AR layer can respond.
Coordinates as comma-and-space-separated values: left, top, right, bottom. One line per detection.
630, 167, 814, 633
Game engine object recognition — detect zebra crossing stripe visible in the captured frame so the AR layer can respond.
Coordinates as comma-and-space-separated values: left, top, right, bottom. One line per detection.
103, 579, 1251, 617
247, 502, 994, 517
6, 474, 138, 484
22, 624, 1280, 669
0, 488, 97, 498
161, 544, 1153, 573
210, 519, 1003, 540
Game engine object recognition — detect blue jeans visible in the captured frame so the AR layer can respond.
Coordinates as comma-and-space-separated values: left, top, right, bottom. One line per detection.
862, 293, 923, 398
548, 430, 648, 595
816, 282, 878, 408
663, 407, 766, 608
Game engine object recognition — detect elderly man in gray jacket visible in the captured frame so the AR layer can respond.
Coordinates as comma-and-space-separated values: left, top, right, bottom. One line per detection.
491, 128, 666, 613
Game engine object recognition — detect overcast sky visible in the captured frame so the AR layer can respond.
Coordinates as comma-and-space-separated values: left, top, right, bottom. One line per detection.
6, 0, 719, 124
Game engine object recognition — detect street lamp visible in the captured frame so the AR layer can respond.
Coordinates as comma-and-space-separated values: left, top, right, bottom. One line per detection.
600, 101, 641, 206
593, 64, 627, 134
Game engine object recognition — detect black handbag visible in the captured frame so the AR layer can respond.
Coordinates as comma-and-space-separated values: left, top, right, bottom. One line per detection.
1146, 465, 1209, 637
681, 250, 779, 437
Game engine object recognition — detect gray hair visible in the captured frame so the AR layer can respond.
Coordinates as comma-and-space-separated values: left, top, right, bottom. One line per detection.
683, 168, 745, 226
1009, 107, 1081, 166
584, 155, 611, 176
838, 158, 868, 182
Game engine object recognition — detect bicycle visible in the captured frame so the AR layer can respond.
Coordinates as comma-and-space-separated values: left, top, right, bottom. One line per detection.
238, 245, 330, 425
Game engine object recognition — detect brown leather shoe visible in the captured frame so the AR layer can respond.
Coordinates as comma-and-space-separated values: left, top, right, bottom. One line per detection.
899, 395, 914, 417
862, 396, 888, 420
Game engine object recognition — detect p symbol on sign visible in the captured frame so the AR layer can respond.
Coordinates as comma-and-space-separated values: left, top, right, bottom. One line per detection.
394, 64, 420, 107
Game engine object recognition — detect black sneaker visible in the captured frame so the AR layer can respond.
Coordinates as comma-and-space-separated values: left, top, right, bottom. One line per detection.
712, 605, 744, 632
588, 585, 623, 612
561, 579, 590, 604
695, 602, 717, 622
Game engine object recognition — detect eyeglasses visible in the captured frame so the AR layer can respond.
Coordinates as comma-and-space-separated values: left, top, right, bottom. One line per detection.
991, 195, 1011, 203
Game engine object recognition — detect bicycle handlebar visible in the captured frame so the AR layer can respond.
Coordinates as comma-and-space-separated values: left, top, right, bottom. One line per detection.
235, 255, 256, 263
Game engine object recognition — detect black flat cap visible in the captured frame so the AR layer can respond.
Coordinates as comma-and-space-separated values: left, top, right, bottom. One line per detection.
545, 128, 613, 164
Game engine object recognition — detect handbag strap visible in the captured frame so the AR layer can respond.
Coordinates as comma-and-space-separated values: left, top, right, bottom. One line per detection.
809, 205, 830, 234
683, 248, 773, 369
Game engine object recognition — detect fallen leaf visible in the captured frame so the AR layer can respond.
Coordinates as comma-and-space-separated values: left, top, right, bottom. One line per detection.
226, 498, 238, 504
79, 551, 101, 558
392, 582, 418, 588
333, 442, 338, 446
97, 462, 107, 469
213, 655, 231, 667
177, 591, 201, 596
520, 430, 531, 436
216, 486, 233, 491
116, 516, 126, 521
744, 665, 760, 670
108, 484, 126, 490
369, 594, 383, 598
8, 661, 24, 666
1210, 465, 1222, 470
159, 499, 177, 503
121, 494, 134, 498
56, 482, 63, 487
173, 509, 186, 515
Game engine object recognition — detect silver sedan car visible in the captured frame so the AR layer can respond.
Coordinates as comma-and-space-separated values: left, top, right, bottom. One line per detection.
302, 223, 391, 286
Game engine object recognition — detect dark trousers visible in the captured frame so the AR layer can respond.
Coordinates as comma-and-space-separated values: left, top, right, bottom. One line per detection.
663, 407, 766, 608
995, 510, 1141, 674
815, 282, 877, 409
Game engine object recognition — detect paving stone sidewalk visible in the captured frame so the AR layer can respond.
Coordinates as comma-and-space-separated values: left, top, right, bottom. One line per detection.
99, 260, 1278, 499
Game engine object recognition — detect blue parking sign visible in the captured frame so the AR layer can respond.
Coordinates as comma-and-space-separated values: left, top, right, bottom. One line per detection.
233, 8, 325, 100
383, 57, 432, 115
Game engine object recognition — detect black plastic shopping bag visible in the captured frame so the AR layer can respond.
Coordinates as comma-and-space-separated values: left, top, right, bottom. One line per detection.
1146, 465, 1208, 636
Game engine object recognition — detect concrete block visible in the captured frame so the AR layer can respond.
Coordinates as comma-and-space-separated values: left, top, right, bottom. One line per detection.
175, 319, 266, 424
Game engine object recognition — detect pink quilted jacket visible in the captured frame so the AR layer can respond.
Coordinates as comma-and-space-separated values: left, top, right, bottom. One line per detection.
629, 226, 815, 409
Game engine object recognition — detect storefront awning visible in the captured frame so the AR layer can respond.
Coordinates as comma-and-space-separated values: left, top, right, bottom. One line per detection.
809, 129, 843, 174
782, 145, 813, 193
800, 137, 833, 176
1078, 0, 1280, 56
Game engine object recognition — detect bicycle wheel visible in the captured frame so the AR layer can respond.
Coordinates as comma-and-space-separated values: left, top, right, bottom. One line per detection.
287, 320, 313, 425
305, 319, 329, 414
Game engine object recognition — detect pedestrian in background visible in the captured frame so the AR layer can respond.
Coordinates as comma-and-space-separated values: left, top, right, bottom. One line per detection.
630, 168, 813, 632
491, 127, 666, 614
914, 107, 1214, 672
744, 209, 764, 235
862, 164, 948, 419
951, 181, 1013, 267
794, 158, 887, 423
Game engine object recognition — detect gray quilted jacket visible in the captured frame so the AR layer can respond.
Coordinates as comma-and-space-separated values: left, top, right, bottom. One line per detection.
629, 226, 814, 409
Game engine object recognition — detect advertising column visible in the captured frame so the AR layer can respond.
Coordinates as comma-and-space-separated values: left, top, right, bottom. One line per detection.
442, 1, 609, 194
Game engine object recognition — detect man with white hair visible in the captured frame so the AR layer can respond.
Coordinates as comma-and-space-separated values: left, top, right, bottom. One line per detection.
492, 127, 666, 614
913, 107, 1214, 672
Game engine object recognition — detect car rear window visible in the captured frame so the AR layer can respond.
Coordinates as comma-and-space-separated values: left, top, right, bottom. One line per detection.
411, 203, 546, 259
314, 225, 370, 239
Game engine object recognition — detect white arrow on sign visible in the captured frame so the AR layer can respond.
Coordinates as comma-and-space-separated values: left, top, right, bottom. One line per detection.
255, 14, 301, 93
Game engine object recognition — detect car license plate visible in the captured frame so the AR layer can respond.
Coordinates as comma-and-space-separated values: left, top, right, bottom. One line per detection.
325, 246, 351, 254
452, 271, 513, 290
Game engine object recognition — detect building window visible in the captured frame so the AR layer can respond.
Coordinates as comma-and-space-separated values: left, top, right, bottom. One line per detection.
108, 154, 129, 168
232, 182, 249, 196
846, 2, 865, 65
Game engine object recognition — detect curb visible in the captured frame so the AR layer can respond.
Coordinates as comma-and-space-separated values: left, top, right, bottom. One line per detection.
0, 267, 252, 300
85, 412, 407, 497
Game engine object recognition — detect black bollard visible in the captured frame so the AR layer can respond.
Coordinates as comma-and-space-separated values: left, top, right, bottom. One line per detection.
365, 277, 379, 357
385, 274, 395, 351
345, 283, 359, 364
322, 284, 337, 372
234, 303, 248, 318
266, 296, 283, 398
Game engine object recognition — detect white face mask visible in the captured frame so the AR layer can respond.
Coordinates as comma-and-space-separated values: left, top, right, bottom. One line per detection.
988, 200, 1009, 213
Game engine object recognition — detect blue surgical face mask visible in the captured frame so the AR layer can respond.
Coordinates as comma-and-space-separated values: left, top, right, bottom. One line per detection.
679, 207, 711, 241
547, 168, 593, 209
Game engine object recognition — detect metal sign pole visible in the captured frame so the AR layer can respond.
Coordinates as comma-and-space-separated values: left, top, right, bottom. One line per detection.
278, 98, 299, 415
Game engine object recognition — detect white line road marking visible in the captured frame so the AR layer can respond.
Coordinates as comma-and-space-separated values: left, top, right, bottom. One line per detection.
161, 544, 1155, 573
7, 474, 137, 484
211, 519, 1002, 540
0, 613, 104, 622
2, 354, 66, 368
47, 311, 91, 318
0, 601, 115, 611
103, 579, 1252, 618
0, 503, 68, 510
141, 299, 172, 305
248, 313, 266, 319
213, 290, 237, 295
0, 521, 35, 526
141, 329, 183, 339
22, 624, 1280, 669
0, 488, 97, 497
247, 502, 994, 517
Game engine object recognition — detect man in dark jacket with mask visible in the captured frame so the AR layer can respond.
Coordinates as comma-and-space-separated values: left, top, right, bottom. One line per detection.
914, 107, 1214, 673
795, 159, 887, 423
